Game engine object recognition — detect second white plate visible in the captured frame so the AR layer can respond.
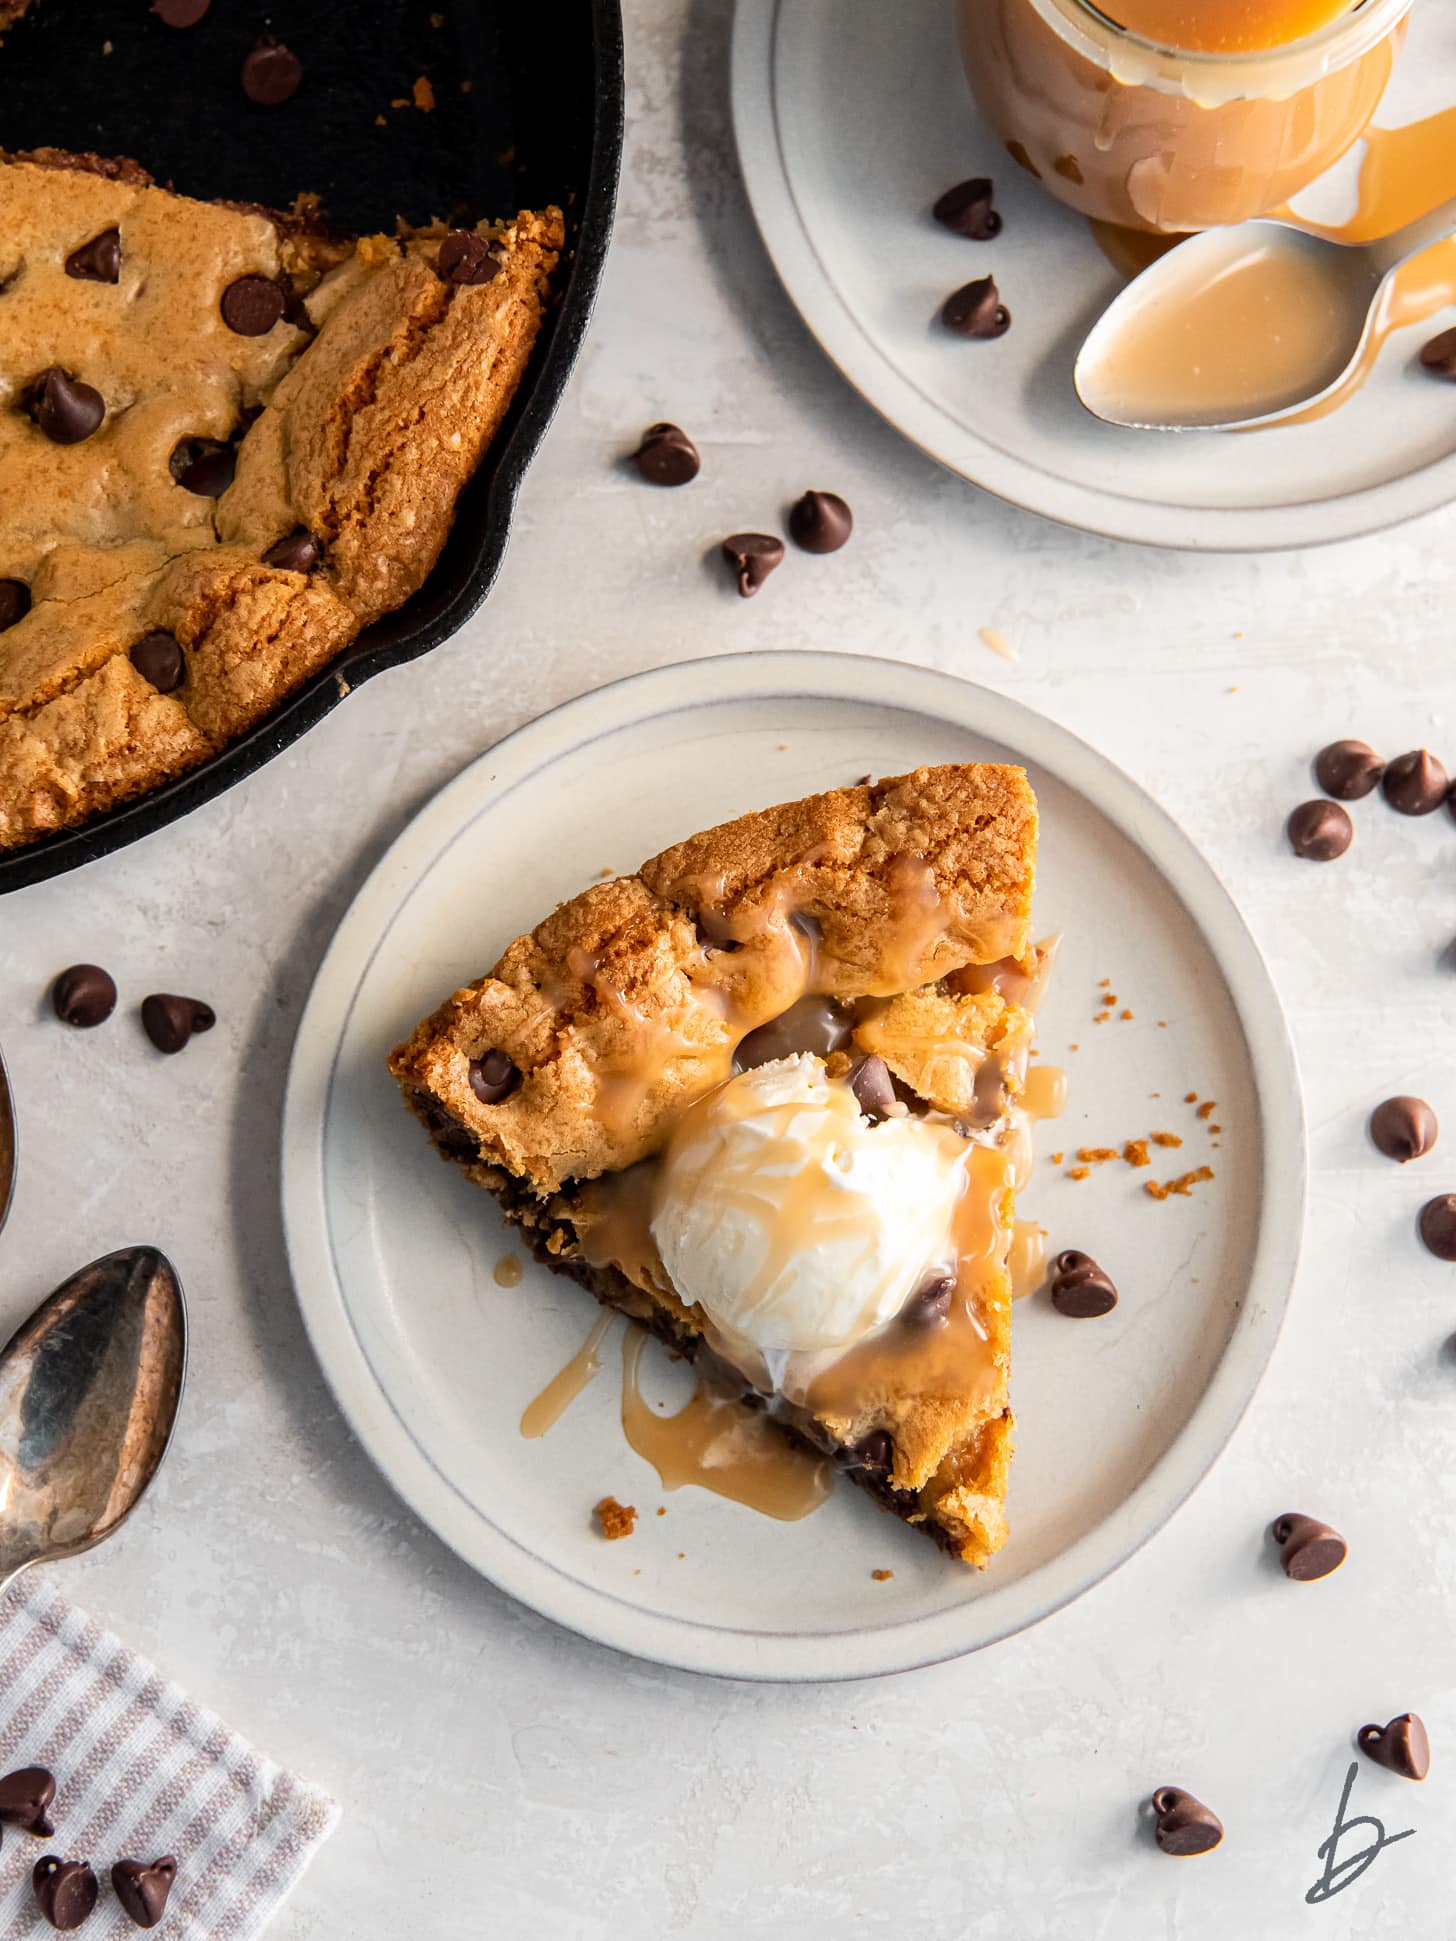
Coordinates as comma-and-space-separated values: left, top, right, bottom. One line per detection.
731, 0, 1456, 550
281, 651, 1304, 1679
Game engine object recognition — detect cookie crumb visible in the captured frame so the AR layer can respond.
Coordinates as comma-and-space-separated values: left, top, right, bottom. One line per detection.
1184, 1092, 1198, 1104
413, 74, 436, 111
1146, 1165, 1215, 1202
1068, 1166, 1090, 1181
871, 1569, 894, 1582
1049, 1150, 1063, 1166
1197, 1099, 1217, 1120
1077, 1147, 1118, 1165
1123, 1138, 1150, 1168
1151, 1131, 1182, 1148
595, 1496, 637, 1540
656, 1506, 666, 1517
1120, 1008, 1133, 1020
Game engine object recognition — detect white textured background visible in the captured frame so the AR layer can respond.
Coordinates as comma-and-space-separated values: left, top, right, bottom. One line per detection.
5, 2, 1456, 1934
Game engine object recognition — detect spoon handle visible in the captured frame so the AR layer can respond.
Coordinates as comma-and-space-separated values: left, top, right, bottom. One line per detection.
1368, 193, 1456, 278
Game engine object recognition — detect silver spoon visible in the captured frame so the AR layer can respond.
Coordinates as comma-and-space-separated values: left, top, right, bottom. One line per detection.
0, 1247, 186, 1598
0, 1044, 14, 1238
1075, 192, 1456, 432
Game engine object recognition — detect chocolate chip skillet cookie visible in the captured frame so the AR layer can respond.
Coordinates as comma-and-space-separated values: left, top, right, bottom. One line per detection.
0, 148, 562, 848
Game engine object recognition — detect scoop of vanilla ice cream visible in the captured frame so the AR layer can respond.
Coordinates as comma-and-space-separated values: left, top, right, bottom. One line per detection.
650, 1054, 964, 1360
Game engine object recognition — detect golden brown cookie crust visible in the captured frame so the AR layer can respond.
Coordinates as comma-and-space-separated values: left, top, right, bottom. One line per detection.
0, 156, 562, 847
390, 763, 1038, 1194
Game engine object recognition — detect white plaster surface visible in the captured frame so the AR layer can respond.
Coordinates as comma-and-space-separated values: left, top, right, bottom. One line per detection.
4, 3, 1456, 1933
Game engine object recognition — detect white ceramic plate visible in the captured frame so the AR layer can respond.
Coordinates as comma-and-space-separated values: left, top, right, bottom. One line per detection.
282, 651, 1304, 1680
730, 0, 1456, 550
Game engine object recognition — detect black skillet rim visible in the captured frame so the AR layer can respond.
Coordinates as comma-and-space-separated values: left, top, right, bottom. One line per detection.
0, 0, 625, 896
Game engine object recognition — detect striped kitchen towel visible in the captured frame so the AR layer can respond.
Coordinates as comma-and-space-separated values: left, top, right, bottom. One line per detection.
0, 1577, 337, 1939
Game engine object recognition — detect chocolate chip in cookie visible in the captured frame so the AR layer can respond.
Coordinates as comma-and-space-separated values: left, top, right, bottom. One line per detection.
220, 275, 285, 336
436, 231, 503, 286
24, 368, 105, 445
130, 631, 185, 694
0, 579, 30, 631
171, 439, 236, 497
64, 228, 121, 284
263, 530, 320, 573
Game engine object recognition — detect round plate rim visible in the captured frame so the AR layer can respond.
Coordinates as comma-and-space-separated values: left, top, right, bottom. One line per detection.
728, 0, 1456, 554
280, 648, 1307, 1681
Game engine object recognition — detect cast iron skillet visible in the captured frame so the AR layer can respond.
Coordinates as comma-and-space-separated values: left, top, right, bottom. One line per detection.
0, 0, 623, 893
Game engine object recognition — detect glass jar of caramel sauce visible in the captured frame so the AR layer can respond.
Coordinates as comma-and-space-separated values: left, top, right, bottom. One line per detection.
956, 0, 1414, 231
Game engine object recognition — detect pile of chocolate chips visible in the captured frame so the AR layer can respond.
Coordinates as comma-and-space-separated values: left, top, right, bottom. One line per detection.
626, 423, 854, 598
0, 1765, 176, 1929
1287, 737, 1453, 861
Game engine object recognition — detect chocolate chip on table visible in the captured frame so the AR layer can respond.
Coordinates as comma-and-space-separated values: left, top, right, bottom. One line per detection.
850, 1052, 897, 1122
152, 0, 208, 22
32, 1857, 98, 1931
942, 275, 1010, 338
1370, 1095, 1438, 1163
51, 965, 117, 1029
263, 530, 319, 573
468, 1049, 521, 1105
0, 579, 30, 631
851, 1430, 893, 1470
172, 441, 236, 497
112, 1856, 178, 1930
1049, 1250, 1118, 1317
904, 1274, 954, 1327
141, 994, 216, 1055
1419, 1194, 1456, 1261
25, 368, 105, 445
1150, 1787, 1223, 1856
1314, 738, 1383, 800
241, 36, 303, 105
64, 228, 121, 284
932, 177, 1001, 240
1420, 326, 1456, 380
1382, 748, 1448, 815
1358, 1712, 1430, 1781
436, 230, 502, 286
130, 630, 185, 694
721, 532, 784, 598
0, 1766, 56, 1835
631, 422, 700, 486
220, 274, 285, 336
1286, 799, 1352, 861
1270, 1512, 1348, 1582
788, 490, 853, 554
